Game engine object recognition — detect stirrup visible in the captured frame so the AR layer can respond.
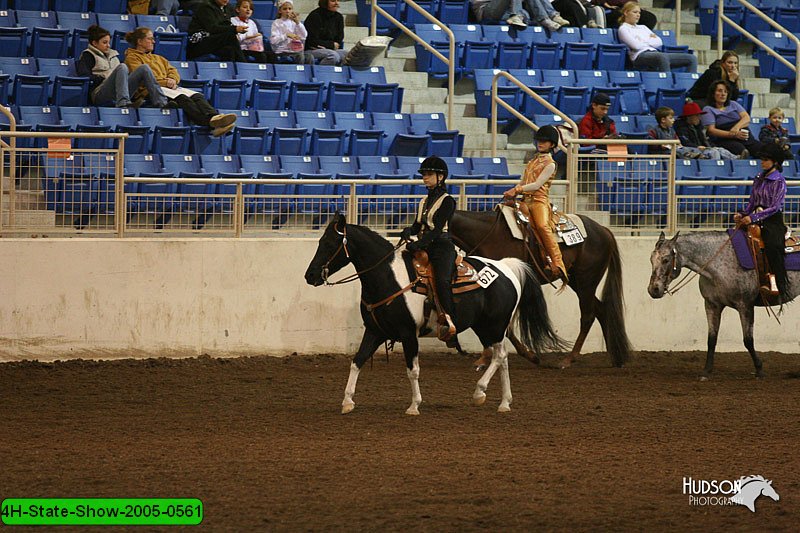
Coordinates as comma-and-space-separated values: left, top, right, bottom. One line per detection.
760, 274, 779, 297
437, 314, 456, 342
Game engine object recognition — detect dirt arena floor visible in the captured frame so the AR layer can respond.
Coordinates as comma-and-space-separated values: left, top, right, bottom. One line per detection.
1, 350, 799, 531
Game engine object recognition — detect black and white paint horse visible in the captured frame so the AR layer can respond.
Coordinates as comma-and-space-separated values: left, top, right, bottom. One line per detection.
648, 231, 799, 378
305, 213, 565, 414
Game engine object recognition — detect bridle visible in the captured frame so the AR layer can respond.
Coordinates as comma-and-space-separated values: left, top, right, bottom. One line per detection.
320, 222, 404, 286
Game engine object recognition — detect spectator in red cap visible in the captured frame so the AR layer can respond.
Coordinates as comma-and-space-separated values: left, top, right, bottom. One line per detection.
579, 92, 618, 152
674, 102, 739, 160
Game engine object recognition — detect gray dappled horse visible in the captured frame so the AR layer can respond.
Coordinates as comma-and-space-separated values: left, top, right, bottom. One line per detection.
648, 231, 799, 377
305, 213, 565, 414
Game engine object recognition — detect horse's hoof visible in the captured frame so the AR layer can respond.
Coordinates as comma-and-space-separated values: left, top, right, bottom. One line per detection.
341, 402, 355, 414
559, 358, 574, 369
405, 407, 420, 416
755, 371, 765, 379
473, 393, 486, 406
474, 364, 487, 372
699, 375, 709, 382
497, 404, 511, 413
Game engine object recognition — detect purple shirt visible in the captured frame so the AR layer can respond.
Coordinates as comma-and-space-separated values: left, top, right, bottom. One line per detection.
701, 100, 745, 127
740, 169, 786, 223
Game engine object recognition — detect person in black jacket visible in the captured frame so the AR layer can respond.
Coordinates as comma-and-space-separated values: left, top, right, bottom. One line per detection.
187, 0, 248, 61
305, 0, 348, 65
688, 50, 740, 107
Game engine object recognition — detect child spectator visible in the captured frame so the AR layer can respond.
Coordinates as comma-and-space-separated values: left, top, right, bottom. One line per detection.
270, 0, 314, 64
674, 102, 739, 160
649, 106, 715, 159
759, 107, 792, 157
232, 0, 273, 63
579, 92, 617, 139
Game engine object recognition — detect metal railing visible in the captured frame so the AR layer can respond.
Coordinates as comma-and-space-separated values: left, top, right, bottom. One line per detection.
490, 70, 579, 156
370, 0, 455, 129
717, 0, 800, 125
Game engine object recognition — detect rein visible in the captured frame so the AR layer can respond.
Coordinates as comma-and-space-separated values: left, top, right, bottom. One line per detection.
667, 232, 734, 295
321, 224, 403, 286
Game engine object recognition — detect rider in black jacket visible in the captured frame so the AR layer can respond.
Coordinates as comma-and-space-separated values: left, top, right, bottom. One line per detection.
401, 157, 457, 343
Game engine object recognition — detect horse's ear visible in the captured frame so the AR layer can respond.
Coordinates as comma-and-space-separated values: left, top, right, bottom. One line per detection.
656, 231, 666, 247
670, 231, 681, 245
332, 211, 346, 233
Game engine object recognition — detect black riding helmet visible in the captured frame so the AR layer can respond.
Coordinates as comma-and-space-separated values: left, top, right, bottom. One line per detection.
759, 143, 791, 168
418, 156, 449, 178
534, 125, 560, 148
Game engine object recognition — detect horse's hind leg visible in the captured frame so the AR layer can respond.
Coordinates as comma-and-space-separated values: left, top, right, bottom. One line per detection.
702, 300, 723, 379
737, 305, 763, 378
474, 341, 512, 412
561, 291, 600, 369
473, 329, 538, 371
402, 337, 422, 415
342, 329, 384, 414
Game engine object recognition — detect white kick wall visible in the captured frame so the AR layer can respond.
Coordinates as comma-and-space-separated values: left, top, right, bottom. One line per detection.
1, 238, 798, 362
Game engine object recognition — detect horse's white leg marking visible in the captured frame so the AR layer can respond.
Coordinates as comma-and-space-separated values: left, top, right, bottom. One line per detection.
496, 342, 512, 412
405, 356, 421, 415
474, 344, 502, 406
342, 362, 361, 414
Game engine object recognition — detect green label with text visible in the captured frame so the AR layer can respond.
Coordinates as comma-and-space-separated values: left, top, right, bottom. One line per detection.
1, 498, 203, 526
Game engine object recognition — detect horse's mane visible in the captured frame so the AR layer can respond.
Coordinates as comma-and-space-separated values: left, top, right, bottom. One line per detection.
739, 475, 769, 485
348, 223, 394, 254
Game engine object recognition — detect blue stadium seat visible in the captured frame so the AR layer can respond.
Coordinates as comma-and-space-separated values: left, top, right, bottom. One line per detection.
139, 108, 191, 154
617, 86, 647, 115
297, 110, 346, 156
581, 27, 616, 46
39, 58, 90, 107
16, 10, 58, 29
154, 31, 188, 62
249, 79, 287, 110
94, 0, 129, 12
0, 27, 27, 57
54, 0, 90, 11
470, 157, 515, 179
575, 70, 609, 88
608, 70, 642, 87
258, 109, 295, 129
730, 158, 761, 178
30, 27, 70, 59
0, 57, 48, 105
595, 44, 627, 71
196, 61, 236, 81
698, 158, 732, 177
541, 69, 576, 86
236, 61, 274, 81
611, 115, 637, 135
409, 112, 460, 157
252, 1, 277, 19
556, 86, 589, 116
358, 155, 400, 178
210, 78, 248, 109
287, 80, 325, 112
98, 107, 150, 154
438, 0, 469, 24
530, 42, 561, 70
563, 42, 595, 71
228, 109, 269, 155
520, 85, 555, 117
270, 124, 308, 155
653, 88, 687, 114
334, 111, 383, 156
318, 155, 369, 179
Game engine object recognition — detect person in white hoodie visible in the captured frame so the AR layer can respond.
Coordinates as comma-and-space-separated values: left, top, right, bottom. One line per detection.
270, 0, 314, 64
617, 1, 696, 72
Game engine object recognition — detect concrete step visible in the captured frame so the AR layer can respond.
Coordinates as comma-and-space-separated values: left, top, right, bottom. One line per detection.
1, 209, 55, 227
678, 34, 711, 50
742, 77, 771, 95
370, 56, 414, 72
402, 87, 449, 105
401, 102, 473, 118
1, 190, 45, 210
385, 70, 430, 88
462, 149, 520, 160
464, 134, 507, 150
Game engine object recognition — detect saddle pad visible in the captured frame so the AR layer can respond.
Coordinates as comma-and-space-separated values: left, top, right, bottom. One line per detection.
727, 228, 800, 270
498, 204, 586, 243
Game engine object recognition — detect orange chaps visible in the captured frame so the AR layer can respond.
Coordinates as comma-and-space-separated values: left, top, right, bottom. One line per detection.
526, 199, 567, 279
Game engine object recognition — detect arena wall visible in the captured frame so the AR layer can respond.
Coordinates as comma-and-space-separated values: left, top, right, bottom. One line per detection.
1, 237, 798, 362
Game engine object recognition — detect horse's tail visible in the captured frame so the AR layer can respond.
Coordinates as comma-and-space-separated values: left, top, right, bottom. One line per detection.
502, 258, 570, 356
600, 229, 632, 367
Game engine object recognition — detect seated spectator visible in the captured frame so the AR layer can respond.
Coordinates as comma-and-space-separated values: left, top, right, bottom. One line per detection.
701, 80, 763, 158
271, 0, 314, 64
469, 0, 530, 29
617, 1, 697, 73
232, 0, 274, 64
674, 102, 739, 160
759, 107, 793, 159
599, 0, 656, 29
150, 0, 179, 14
125, 27, 237, 137
187, 0, 248, 62
688, 51, 740, 106
523, 0, 570, 31
551, 0, 602, 28
579, 92, 617, 140
305, 0, 348, 66
648, 106, 728, 159
76, 25, 166, 109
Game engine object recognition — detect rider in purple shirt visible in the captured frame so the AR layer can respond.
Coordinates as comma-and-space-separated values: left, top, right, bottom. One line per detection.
734, 143, 790, 298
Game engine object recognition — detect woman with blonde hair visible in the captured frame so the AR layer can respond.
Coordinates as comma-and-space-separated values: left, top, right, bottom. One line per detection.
125, 27, 237, 137
688, 50, 741, 106
618, 1, 697, 72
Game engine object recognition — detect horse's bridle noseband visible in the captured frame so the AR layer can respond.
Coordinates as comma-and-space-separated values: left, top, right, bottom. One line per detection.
320, 223, 350, 285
